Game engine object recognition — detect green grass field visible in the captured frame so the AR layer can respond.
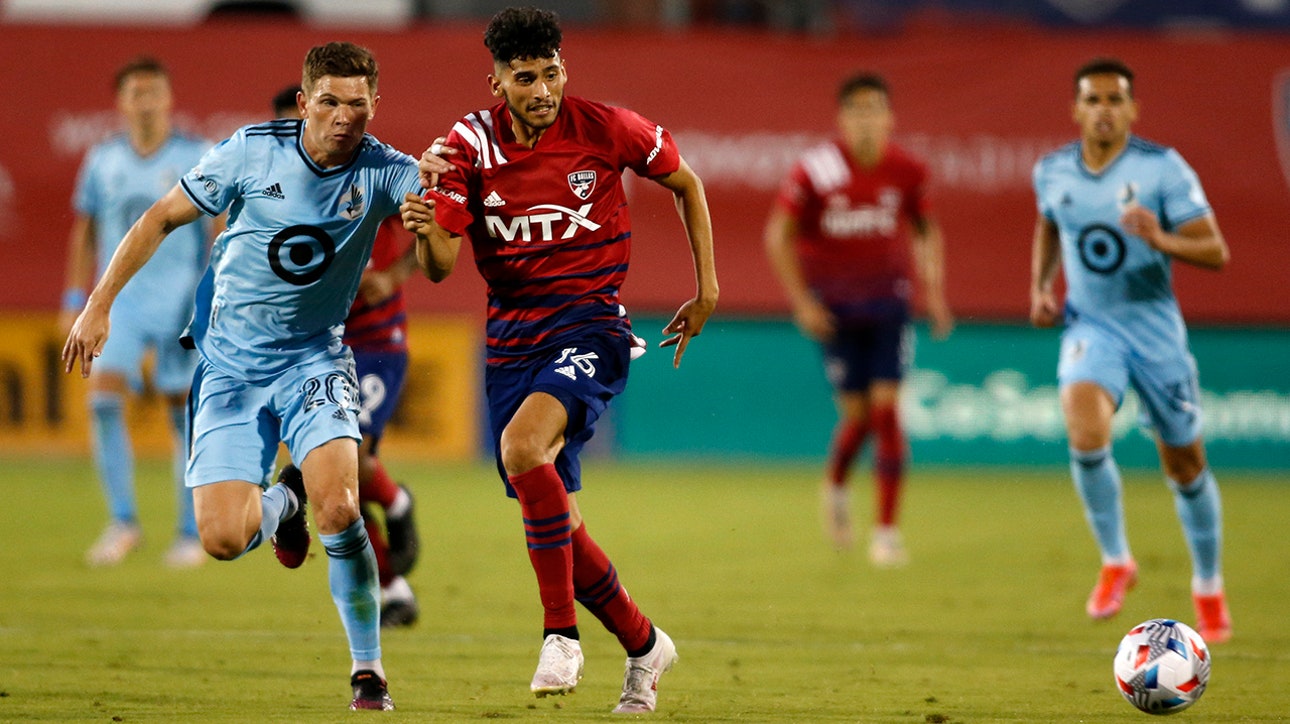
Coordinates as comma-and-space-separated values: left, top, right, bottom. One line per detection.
1, 454, 1286, 722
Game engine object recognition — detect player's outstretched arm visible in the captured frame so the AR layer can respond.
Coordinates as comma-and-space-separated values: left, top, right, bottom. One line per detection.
1029, 215, 1062, 328
62, 185, 202, 377
1121, 207, 1229, 271
652, 158, 719, 368
400, 193, 460, 283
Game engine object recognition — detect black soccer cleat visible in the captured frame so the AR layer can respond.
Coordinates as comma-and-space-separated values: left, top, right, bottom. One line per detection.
384, 484, 420, 576
380, 598, 420, 628
270, 465, 310, 569
349, 669, 395, 711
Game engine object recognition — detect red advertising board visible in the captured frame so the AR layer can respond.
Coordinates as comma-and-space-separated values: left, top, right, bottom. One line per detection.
2, 20, 1288, 323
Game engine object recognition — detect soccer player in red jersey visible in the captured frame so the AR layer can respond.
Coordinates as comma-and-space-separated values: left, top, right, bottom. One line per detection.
400, 6, 717, 713
272, 89, 421, 627
765, 73, 953, 563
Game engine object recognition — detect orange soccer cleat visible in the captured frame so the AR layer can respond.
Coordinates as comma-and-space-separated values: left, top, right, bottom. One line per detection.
1086, 561, 1138, 620
1192, 592, 1232, 644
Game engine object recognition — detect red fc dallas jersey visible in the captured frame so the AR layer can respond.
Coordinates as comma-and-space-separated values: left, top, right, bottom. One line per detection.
432, 95, 681, 365
774, 139, 930, 316
342, 214, 409, 353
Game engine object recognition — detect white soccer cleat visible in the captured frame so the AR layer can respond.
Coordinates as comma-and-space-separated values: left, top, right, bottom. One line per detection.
821, 482, 854, 550
162, 537, 207, 569
86, 522, 143, 567
612, 626, 678, 714
530, 634, 584, 697
868, 526, 909, 568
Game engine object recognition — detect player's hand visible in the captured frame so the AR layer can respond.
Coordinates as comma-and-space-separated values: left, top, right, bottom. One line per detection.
660, 296, 717, 368
357, 268, 398, 305
1120, 205, 1164, 248
400, 193, 435, 235
418, 137, 456, 190
61, 301, 110, 378
1029, 288, 1060, 328
792, 297, 836, 342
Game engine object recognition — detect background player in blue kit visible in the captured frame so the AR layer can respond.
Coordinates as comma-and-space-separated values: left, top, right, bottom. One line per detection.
1030, 57, 1232, 642
62, 56, 212, 569
63, 42, 439, 709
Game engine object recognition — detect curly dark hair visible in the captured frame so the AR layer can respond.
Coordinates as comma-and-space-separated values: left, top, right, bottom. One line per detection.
484, 6, 562, 64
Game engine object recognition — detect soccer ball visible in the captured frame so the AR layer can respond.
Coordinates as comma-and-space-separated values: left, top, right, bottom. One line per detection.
1113, 619, 1211, 715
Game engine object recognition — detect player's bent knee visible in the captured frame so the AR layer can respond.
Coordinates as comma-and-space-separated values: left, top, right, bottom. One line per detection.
498, 437, 555, 477
198, 530, 246, 561
310, 495, 361, 536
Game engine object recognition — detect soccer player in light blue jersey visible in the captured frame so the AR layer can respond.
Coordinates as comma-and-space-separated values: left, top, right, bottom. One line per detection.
61, 56, 212, 569
1030, 58, 1232, 643
63, 42, 444, 709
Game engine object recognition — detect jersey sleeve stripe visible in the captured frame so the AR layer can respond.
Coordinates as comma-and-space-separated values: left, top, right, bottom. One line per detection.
478, 110, 508, 165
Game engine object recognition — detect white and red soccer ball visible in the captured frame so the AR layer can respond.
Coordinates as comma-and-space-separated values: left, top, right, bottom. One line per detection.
1113, 619, 1211, 715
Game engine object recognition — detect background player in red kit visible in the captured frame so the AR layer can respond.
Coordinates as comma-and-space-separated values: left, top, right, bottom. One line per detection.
765, 73, 952, 564
399, 6, 717, 714
272, 88, 421, 626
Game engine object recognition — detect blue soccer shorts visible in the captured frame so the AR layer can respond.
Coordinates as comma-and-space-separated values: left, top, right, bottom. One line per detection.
353, 350, 409, 451
186, 351, 361, 488
1057, 320, 1203, 448
485, 332, 631, 498
96, 305, 197, 394
822, 317, 913, 392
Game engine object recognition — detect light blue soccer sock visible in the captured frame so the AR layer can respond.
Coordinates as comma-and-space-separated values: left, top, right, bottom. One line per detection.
89, 392, 137, 525
1169, 467, 1223, 587
237, 483, 294, 557
321, 517, 381, 663
1070, 446, 1130, 563
167, 403, 198, 539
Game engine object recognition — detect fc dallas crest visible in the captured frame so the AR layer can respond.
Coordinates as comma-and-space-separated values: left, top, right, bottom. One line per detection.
568, 170, 596, 200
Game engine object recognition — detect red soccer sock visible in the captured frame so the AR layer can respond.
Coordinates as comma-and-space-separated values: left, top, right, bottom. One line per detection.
358, 458, 399, 509
827, 417, 870, 486
571, 523, 651, 653
362, 510, 394, 586
871, 404, 906, 527
510, 463, 577, 631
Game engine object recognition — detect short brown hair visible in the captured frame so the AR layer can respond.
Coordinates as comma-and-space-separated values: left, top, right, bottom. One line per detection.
302, 42, 379, 95
114, 55, 168, 91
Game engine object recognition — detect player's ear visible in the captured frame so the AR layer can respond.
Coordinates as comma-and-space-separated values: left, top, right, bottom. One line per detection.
488, 73, 502, 97
371, 93, 380, 120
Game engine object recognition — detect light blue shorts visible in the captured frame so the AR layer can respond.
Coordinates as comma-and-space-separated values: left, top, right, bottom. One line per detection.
1057, 321, 1202, 447
186, 351, 361, 488
96, 306, 197, 394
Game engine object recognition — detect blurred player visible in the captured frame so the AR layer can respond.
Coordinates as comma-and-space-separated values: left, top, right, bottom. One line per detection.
62, 56, 212, 568
64, 42, 441, 708
1030, 58, 1231, 642
400, 6, 717, 713
273, 86, 421, 627
765, 73, 952, 563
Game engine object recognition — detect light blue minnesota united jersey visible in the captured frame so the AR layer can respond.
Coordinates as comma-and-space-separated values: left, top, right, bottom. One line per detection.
179, 119, 420, 381
1033, 136, 1211, 362
73, 132, 212, 324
